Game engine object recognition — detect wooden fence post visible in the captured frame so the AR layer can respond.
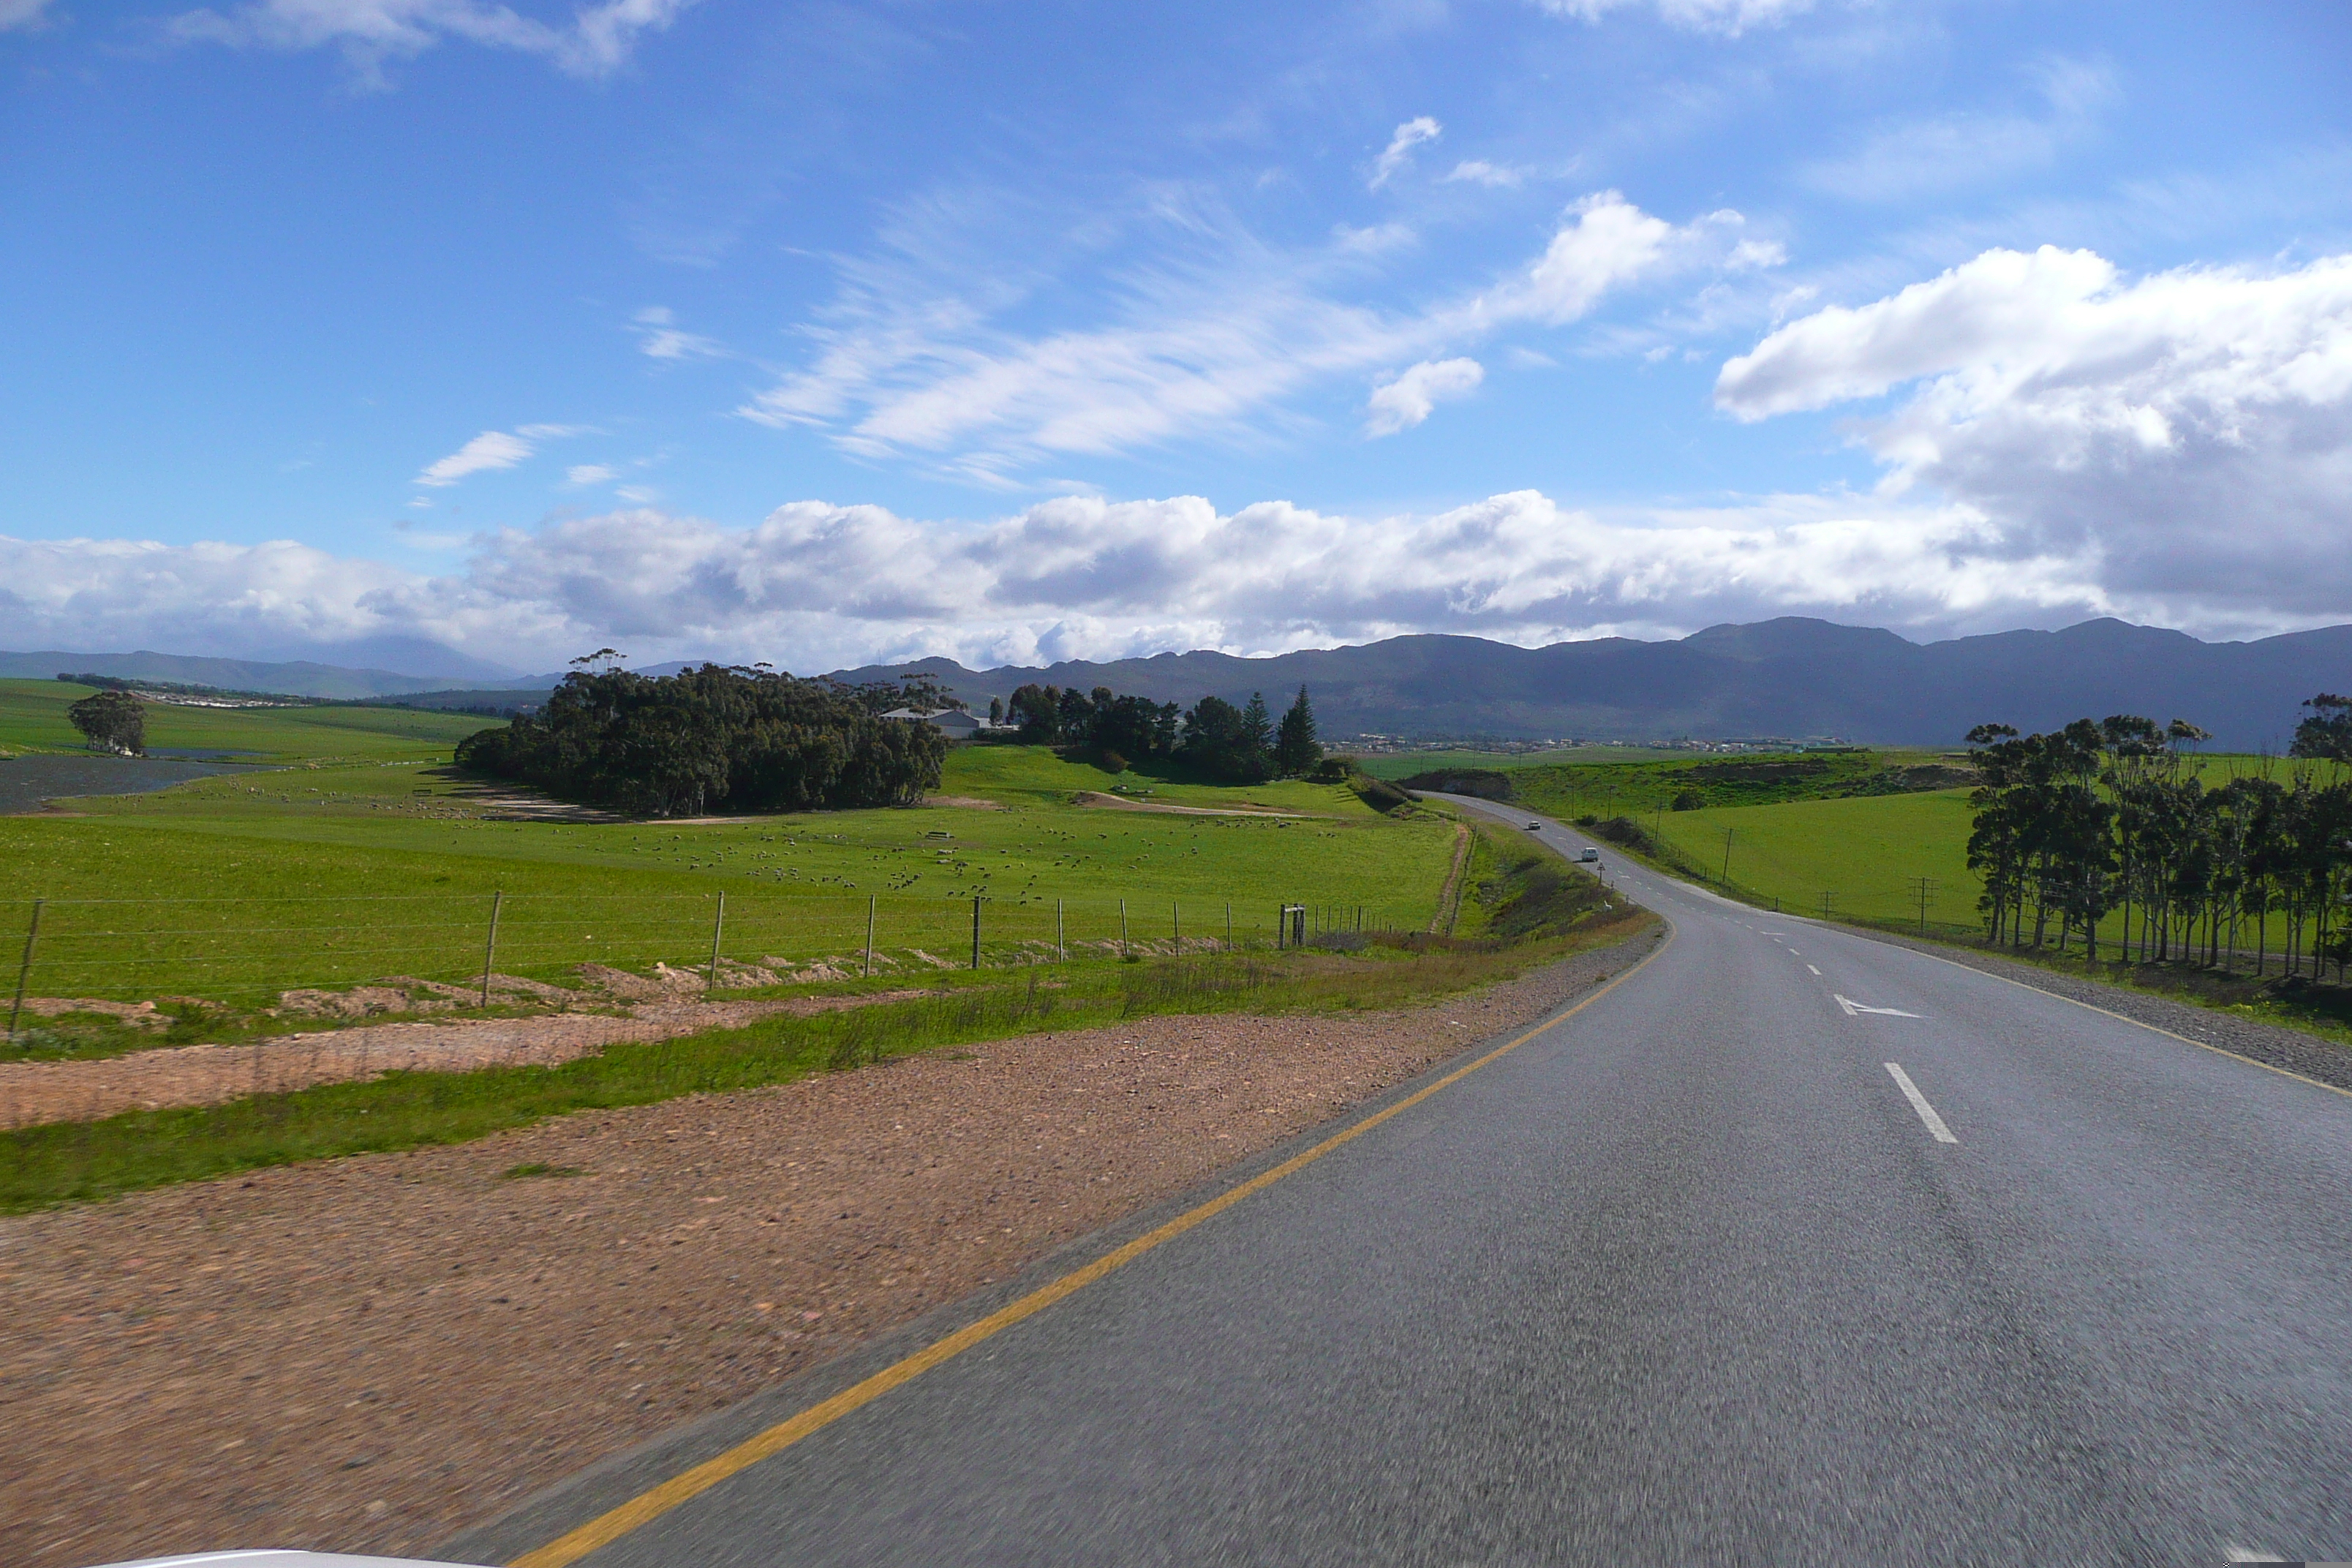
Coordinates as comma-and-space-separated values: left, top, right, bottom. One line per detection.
706, 891, 725, 995
480, 890, 503, 1008
971, 894, 982, 970
864, 894, 875, 979
1120, 898, 1128, 959
1056, 898, 1066, 962
7, 899, 42, 1044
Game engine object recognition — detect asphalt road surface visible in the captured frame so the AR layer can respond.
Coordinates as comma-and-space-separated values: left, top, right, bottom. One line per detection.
527, 798, 2352, 1567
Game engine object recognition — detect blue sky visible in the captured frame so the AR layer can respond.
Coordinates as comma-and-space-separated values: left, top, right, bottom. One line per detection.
4, 0, 2350, 675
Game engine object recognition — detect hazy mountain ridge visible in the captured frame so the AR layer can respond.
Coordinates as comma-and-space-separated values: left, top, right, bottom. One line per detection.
12, 619, 2350, 750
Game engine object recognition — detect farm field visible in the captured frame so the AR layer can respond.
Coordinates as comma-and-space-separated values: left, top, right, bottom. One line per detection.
0, 678, 486, 761
1617, 751, 2327, 938
1, 690, 1458, 1012
1353, 745, 1694, 777
1642, 791, 1980, 930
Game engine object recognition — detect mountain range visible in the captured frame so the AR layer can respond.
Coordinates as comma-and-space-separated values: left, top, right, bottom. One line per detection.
823, 618, 2352, 752
10, 619, 2351, 751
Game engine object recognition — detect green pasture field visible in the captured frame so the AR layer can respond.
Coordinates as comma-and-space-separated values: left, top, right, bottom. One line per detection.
1353, 745, 1699, 778
1614, 751, 2326, 936
2, 699, 1457, 1014
0, 678, 486, 761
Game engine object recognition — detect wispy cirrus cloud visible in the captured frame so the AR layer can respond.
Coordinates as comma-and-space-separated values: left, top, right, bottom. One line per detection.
633, 305, 724, 361
414, 423, 584, 486
1532, 0, 1812, 37
0, 0, 53, 32
739, 191, 1776, 477
167, 0, 696, 85
1370, 116, 1441, 189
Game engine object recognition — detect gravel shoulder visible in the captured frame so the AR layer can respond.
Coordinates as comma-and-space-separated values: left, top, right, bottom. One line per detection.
1, 928, 1657, 1568
1851, 927, 2352, 1094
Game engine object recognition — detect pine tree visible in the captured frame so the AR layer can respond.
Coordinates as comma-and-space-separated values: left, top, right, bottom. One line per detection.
1275, 685, 1321, 776
1241, 692, 1275, 774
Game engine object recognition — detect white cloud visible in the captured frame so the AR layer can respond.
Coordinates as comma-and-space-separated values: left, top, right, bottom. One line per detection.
1716, 244, 2352, 619
1445, 161, 1526, 189
614, 484, 660, 503
741, 191, 1769, 473
1366, 357, 1485, 436
566, 464, 618, 486
4, 481, 2243, 679
415, 430, 538, 486
1534, 0, 1812, 37
1371, 116, 1441, 189
633, 305, 723, 361
0, 0, 53, 31
168, 0, 695, 84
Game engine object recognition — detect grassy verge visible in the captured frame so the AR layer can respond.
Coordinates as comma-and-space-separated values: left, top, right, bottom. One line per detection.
0, 902, 1652, 1213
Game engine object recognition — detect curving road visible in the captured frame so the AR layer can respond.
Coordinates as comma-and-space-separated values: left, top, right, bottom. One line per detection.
478, 798, 2352, 1567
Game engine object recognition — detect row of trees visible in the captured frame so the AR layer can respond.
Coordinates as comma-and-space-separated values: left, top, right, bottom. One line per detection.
1003, 682, 1323, 784
456, 659, 946, 817
1963, 696, 2352, 977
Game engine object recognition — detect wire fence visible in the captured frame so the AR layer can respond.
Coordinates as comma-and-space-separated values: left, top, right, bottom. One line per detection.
1, 889, 1412, 1015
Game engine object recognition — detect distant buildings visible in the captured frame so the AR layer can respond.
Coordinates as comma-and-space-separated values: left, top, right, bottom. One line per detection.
881, 706, 997, 740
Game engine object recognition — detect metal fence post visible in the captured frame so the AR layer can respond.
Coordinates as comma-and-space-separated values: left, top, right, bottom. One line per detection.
480, 890, 502, 1008
971, 894, 982, 969
864, 894, 876, 978
1226, 901, 1232, 951
706, 890, 725, 995
1172, 901, 1180, 953
1120, 897, 1128, 959
8, 898, 42, 1044
1056, 897, 1066, 962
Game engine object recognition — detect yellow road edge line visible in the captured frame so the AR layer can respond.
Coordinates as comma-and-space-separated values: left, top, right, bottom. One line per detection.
507, 926, 1673, 1568
1896, 942, 2352, 1102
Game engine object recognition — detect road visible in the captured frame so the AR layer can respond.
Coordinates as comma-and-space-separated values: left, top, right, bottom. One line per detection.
502, 799, 2352, 1567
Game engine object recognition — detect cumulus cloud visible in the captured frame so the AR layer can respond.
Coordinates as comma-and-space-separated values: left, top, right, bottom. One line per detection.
1371, 116, 1441, 189
0, 484, 2194, 679
742, 191, 1770, 473
169, 0, 695, 84
1367, 358, 1485, 435
1716, 244, 2352, 621
1534, 0, 1812, 37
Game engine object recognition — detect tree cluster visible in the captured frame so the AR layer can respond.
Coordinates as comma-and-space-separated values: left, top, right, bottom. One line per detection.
1001, 682, 1323, 783
67, 689, 146, 755
1963, 697, 2352, 976
455, 660, 945, 818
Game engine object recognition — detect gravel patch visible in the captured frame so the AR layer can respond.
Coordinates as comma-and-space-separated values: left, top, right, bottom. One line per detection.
0, 930, 1656, 1568
1852, 928, 2352, 1094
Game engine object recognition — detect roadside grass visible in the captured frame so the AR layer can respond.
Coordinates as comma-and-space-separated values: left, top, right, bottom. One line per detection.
0, 907, 1653, 1213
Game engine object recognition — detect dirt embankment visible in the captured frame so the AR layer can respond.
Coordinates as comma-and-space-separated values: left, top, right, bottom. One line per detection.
0, 933, 1654, 1568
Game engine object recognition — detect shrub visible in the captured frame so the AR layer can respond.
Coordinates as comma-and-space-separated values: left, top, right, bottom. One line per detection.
1671, 789, 1705, 811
